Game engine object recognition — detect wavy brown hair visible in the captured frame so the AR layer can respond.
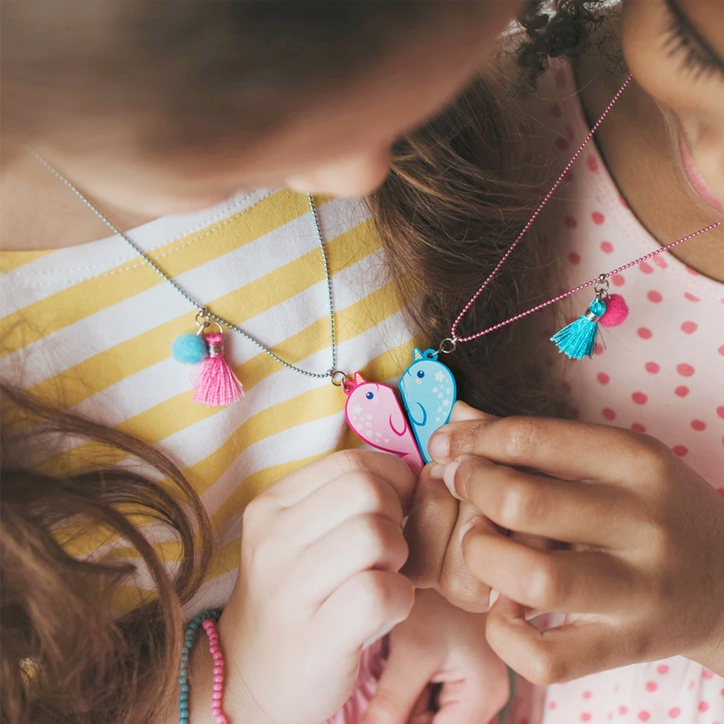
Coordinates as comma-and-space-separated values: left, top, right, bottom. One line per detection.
1, 1, 607, 723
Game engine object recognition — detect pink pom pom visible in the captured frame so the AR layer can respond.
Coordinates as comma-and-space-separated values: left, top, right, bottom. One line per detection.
599, 294, 629, 328
193, 332, 244, 406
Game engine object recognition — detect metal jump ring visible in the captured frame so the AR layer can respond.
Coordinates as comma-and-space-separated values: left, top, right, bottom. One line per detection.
438, 338, 457, 354
329, 370, 349, 387
593, 274, 610, 298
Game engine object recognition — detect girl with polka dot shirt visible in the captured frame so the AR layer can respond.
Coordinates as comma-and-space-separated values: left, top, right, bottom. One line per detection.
399, 2, 724, 723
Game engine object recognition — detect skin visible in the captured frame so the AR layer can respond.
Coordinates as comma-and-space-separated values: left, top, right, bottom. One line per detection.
0, 1, 521, 249
405, 1, 724, 688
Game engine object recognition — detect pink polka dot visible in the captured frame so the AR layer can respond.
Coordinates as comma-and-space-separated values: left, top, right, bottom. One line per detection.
638, 711, 651, 722
677, 363, 695, 376
699, 702, 710, 712
691, 420, 706, 431
564, 171, 575, 183
645, 362, 660, 374
597, 372, 610, 384
681, 321, 698, 334
717, 406, 724, 419
675, 386, 690, 397
611, 274, 626, 287
669, 707, 681, 719
685, 266, 700, 276
719, 345, 724, 356
595, 342, 604, 356
556, 136, 570, 151
581, 714, 591, 722
583, 691, 592, 699
608, 715, 613, 721
673, 445, 688, 457
551, 103, 563, 118
549, 701, 557, 710
704, 669, 714, 680
602, 407, 616, 421
684, 292, 701, 302
587, 155, 599, 173
619, 706, 629, 715
657, 664, 669, 675
638, 327, 653, 339
645, 681, 657, 692
592, 211, 605, 225
565, 216, 578, 229
640, 262, 654, 274
647, 290, 663, 303
653, 255, 668, 269
632, 392, 648, 405
568, 251, 581, 265
619, 194, 629, 209
631, 423, 646, 433
601, 241, 614, 253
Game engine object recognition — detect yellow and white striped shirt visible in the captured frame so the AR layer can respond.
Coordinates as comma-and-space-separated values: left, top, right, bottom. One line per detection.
0, 188, 420, 612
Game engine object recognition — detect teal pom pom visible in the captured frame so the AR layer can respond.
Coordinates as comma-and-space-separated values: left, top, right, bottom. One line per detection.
551, 297, 607, 360
171, 333, 207, 364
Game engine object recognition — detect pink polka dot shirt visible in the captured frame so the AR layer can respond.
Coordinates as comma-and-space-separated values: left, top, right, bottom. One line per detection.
510, 62, 724, 724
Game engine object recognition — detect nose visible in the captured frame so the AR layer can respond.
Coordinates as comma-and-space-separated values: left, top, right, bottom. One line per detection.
285, 147, 392, 197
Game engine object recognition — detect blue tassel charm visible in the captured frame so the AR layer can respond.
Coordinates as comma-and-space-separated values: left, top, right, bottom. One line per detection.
551, 296, 607, 359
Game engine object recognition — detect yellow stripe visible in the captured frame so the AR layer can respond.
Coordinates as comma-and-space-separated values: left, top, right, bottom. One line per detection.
26, 217, 380, 410
1, 190, 309, 357
0, 248, 55, 273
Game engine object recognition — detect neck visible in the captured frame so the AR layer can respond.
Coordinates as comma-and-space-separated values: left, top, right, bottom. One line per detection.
0, 154, 153, 251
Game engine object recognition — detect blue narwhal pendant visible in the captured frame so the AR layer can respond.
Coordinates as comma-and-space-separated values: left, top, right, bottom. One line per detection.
398, 348, 457, 463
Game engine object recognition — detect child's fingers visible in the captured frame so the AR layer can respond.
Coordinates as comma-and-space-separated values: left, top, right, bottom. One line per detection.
402, 465, 459, 589
486, 595, 628, 685
444, 455, 639, 548
293, 514, 409, 606
315, 570, 415, 655
278, 472, 404, 548
430, 416, 652, 484
261, 449, 417, 510
461, 525, 639, 614
437, 504, 495, 613
362, 635, 438, 724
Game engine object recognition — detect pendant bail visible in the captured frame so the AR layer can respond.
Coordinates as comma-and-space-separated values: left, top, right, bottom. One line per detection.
437, 337, 457, 355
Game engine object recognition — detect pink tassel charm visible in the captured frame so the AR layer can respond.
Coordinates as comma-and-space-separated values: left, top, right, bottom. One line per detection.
192, 332, 244, 406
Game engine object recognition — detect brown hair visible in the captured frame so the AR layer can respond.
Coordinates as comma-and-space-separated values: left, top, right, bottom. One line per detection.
0, 2, 606, 722
1, 384, 212, 724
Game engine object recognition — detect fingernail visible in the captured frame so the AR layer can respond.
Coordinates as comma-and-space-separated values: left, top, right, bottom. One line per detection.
362, 622, 395, 649
489, 588, 500, 608
442, 460, 461, 495
428, 431, 450, 460
428, 463, 444, 479
458, 515, 483, 543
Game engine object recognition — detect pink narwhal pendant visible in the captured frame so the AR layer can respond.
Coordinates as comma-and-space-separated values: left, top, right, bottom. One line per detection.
343, 372, 424, 475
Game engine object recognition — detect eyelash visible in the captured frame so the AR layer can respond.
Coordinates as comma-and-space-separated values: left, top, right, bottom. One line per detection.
664, 12, 724, 81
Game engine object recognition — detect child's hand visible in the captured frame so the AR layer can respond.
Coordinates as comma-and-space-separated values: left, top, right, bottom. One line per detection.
363, 589, 509, 724
221, 450, 417, 724
430, 415, 724, 684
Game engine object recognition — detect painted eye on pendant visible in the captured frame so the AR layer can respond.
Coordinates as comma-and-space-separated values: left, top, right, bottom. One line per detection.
366, 391, 374, 400
417, 370, 425, 378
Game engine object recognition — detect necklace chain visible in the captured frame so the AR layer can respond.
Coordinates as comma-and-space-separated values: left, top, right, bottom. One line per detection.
447, 74, 719, 347
36, 155, 340, 381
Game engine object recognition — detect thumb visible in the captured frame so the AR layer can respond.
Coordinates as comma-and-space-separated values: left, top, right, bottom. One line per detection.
362, 635, 437, 724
